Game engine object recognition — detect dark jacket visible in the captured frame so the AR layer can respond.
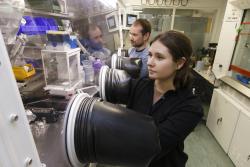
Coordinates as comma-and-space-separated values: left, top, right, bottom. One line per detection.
127, 78, 203, 167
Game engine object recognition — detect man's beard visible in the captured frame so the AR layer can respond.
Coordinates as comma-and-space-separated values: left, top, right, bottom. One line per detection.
131, 41, 144, 48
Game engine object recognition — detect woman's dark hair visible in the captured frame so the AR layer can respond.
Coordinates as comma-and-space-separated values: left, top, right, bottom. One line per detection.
150, 30, 193, 90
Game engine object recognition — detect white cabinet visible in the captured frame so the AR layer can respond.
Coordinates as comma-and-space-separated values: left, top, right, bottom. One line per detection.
206, 89, 240, 153
228, 112, 250, 167
207, 88, 250, 167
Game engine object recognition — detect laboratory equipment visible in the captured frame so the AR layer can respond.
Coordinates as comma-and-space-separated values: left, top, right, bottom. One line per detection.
82, 60, 95, 85
0, 0, 24, 44
105, 10, 139, 32
8, 35, 26, 66
46, 30, 77, 51
63, 93, 161, 167
25, 0, 61, 13
230, 11, 250, 87
12, 63, 36, 81
105, 11, 119, 32
0, 30, 43, 167
99, 65, 131, 103
18, 16, 58, 36
41, 48, 82, 97
111, 53, 142, 78
0, 0, 42, 164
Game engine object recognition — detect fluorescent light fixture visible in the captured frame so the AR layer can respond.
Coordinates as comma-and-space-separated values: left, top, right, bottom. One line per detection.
98, 0, 117, 8
133, 10, 143, 13
132, 8, 143, 13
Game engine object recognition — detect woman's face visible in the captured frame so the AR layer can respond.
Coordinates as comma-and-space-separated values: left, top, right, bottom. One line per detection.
147, 40, 182, 80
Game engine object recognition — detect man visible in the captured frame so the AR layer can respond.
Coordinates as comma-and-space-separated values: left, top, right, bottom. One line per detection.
129, 19, 151, 78
80, 24, 110, 56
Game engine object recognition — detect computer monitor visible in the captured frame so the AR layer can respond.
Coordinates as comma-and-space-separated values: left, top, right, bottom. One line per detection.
107, 15, 117, 29
105, 11, 138, 32
126, 14, 137, 27
105, 12, 119, 32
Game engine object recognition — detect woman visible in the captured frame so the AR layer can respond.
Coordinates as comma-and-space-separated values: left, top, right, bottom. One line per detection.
127, 31, 203, 167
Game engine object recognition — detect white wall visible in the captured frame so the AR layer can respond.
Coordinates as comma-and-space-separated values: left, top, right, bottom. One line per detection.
211, 2, 227, 43
121, 0, 227, 43
122, 0, 226, 8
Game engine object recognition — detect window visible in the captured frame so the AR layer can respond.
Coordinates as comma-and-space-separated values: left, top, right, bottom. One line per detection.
230, 9, 250, 88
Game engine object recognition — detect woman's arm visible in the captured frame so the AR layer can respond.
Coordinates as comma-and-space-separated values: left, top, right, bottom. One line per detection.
158, 98, 203, 153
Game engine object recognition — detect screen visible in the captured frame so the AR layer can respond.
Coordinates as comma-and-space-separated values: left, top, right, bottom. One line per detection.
127, 14, 137, 26
107, 16, 116, 29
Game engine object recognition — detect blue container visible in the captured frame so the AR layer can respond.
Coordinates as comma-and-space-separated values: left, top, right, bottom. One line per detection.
69, 38, 78, 49
47, 18, 58, 30
236, 74, 250, 85
18, 16, 58, 35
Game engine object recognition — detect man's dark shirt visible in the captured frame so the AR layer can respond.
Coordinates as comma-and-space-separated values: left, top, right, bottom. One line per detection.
127, 78, 203, 167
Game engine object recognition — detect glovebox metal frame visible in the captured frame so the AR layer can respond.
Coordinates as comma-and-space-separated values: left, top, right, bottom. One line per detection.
0, 31, 43, 166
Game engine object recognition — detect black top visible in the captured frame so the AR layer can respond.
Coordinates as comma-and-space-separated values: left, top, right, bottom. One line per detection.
127, 78, 203, 167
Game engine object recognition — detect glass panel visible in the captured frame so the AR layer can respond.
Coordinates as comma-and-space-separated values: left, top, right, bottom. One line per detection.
68, 54, 80, 85
90, 15, 116, 52
9, 0, 118, 92
43, 52, 69, 87
231, 10, 250, 88
174, 9, 209, 55
42, 50, 82, 88
140, 8, 173, 40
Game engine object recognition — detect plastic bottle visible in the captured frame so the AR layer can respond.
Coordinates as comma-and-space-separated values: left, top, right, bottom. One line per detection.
93, 59, 103, 85
82, 60, 94, 85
